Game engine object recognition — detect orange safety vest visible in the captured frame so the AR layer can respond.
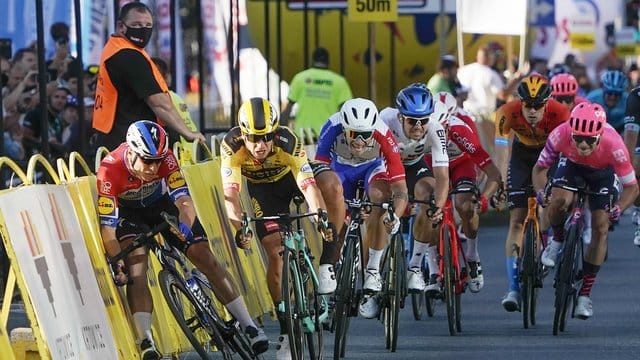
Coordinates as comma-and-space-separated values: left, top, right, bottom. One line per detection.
93, 36, 169, 133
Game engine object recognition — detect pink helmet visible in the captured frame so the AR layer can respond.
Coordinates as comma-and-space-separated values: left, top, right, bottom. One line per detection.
550, 74, 579, 96
437, 91, 457, 117
569, 102, 606, 136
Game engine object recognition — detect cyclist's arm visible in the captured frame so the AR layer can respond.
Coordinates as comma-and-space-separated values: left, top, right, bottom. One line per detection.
623, 124, 639, 163
100, 225, 120, 259
390, 180, 409, 219
619, 184, 639, 211
224, 187, 243, 231
531, 164, 549, 195
532, 134, 559, 193
480, 162, 502, 199
174, 195, 196, 227
427, 121, 449, 209
494, 106, 512, 186
432, 166, 449, 209
300, 182, 328, 215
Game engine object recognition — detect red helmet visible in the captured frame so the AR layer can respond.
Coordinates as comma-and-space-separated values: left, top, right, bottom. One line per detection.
550, 74, 579, 96
569, 102, 606, 136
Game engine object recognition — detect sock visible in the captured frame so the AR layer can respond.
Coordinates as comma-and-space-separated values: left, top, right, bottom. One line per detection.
548, 239, 562, 250
367, 248, 384, 272
408, 241, 429, 269
225, 296, 256, 331
465, 236, 479, 262
579, 261, 601, 296
133, 312, 152, 342
426, 245, 439, 276
506, 257, 520, 292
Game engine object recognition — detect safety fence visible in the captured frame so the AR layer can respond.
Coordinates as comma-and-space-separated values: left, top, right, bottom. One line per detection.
0, 134, 324, 359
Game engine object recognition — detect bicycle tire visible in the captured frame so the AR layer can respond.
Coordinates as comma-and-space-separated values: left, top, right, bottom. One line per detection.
426, 291, 435, 317
303, 255, 323, 360
391, 232, 405, 351
521, 219, 537, 329
158, 269, 216, 359
442, 225, 456, 336
553, 224, 579, 335
282, 249, 305, 360
411, 292, 424, 320
333, 237, 356, 359
382, 232, 402, 352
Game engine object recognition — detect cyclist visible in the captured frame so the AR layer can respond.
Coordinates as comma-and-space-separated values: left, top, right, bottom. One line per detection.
550, 73, 587, 111
425, 105, 504, 293
97, 121, 268, 360
587, 70, 629, 134
533, 102, 639, 319
623, 86, 640, 246
315, 97, 408, 319
494, 74, 571, 311
378, 84, 449, 294
220, 98, 335, 360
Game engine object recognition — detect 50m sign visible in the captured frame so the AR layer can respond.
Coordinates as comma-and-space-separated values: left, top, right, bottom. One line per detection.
348, 0, 398, 22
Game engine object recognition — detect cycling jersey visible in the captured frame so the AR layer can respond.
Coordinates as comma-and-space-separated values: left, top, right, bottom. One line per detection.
315, 113, 405, 184
96, 144, 189, 227
537, 122, 637, 186
378, 107, 448, 167
220, 126, 316, 190
495, 99, 570, 147
623, 86, 640, 139
586, 88, 629, 134
454, 108, 479, 134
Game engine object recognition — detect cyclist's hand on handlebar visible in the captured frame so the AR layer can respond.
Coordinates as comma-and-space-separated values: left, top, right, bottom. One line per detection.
409, 203, 418, 216
427, 207, 443, 224
234, 229, 253, 250
316, 209, 334, 242
490, 188, 507, 210
383, 213, 401, 234
606, 203, 622, 224
477, 194, 489, 214
109, 259, 129, 287
536, 189, 549, 207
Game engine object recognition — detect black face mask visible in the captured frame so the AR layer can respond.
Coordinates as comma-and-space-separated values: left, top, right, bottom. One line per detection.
124, 25, 153, 48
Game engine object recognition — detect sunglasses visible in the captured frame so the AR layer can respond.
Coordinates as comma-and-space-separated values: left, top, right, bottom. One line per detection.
139, 157, 164, 165
402, 115, 430, 127
572, 134, 600, 145
554, 95, 575, 104
521, 101, 546, 110
244, 132, 276, 143
345, 129, 373, 142
604, 91, 622, 97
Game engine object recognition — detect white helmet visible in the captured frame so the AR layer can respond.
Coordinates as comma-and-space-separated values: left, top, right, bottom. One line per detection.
340, 98, 379, 133
437, 91, 457, 117
431, 101, 451, 128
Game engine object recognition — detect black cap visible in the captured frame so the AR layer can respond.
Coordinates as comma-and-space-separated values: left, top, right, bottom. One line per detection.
312, 47, 329, 66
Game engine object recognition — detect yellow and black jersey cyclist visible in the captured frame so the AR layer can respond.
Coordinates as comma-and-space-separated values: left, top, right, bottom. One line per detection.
220, 97, 336, 359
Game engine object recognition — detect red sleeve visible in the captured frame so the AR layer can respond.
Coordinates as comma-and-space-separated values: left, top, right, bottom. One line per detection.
374, 129, 406, 183
450, 124, 492, 168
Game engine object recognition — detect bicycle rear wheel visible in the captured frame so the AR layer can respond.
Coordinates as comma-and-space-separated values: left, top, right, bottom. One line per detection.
158, 269, 218, 359
553, 224, 578, 335
383, 232, 403, 352
442, 226, 456, 336
521, 220, 538, 329
302, 257, 324, 360
411, 291, 424, 320
333, 239, 357, 359
283, 249, 305, 359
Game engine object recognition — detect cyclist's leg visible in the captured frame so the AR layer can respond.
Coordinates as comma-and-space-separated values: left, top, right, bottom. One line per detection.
363, 160, 392, 278
115, 216, 158, 357
412, 175, 440, 292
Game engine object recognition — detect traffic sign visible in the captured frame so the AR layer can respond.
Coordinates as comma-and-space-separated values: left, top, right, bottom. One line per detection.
348, 0, 398, 22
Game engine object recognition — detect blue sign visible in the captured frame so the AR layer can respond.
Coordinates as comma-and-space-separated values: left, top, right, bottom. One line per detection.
531, 0, 555, 27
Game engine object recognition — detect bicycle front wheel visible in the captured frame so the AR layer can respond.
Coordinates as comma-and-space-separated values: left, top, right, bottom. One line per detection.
553, 224, 579, 335
158, 269, 217, 359
333, 238, 357, 359
303, 258, 324, 360
282, 249, 305, 360
521, 219, 538, 329
442, 226, 457, 336
382, 232, 403, 352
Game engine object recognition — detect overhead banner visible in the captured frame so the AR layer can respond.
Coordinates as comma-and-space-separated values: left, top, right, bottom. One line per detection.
348, 0, 398, 22
0, 186, 117, 359
457, 0, 527, 35
569, 12, 596, 50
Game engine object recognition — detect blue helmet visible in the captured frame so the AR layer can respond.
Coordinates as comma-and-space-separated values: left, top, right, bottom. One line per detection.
395, 83, 435, 117
600, 70, 628, 93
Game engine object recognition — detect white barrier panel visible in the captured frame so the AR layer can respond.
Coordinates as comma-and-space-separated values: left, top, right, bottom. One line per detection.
0, 186, 117, 359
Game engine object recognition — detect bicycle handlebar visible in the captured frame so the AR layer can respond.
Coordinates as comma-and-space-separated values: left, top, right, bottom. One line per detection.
108, 211, 176, 264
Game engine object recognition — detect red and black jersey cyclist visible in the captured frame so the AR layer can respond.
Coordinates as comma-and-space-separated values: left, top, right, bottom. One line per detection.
493, 74, 571, 312
97, 121, 268, 359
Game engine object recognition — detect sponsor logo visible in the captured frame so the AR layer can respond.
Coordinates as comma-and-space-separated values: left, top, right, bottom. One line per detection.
417, 167, 430, 176
612, 149, 628, 163
452, 131, 476, 153
97, 196, 116, 215
222, 167, 233, 177
436, 129, 446, 154
301, 163, 312, 173
167, 171, 186, 189
165, 155, 178, 170
100, 181, 112, 194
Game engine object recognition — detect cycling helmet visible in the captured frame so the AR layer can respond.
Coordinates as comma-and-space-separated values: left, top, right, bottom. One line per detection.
569, 102, 606, 136
547, 63, 570, 79
517, 74, 551, 105
126, 120, 168, 159
395, 83, 434, 117
600, 70, 628, 93
437, 91, 458, 117
430, 101, 451, 129
238, 97, 279, 135
340, 98, 378, 132
550, 74, 579, 96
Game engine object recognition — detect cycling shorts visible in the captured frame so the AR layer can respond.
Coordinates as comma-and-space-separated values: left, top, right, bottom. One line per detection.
507, 140, 543, 209
247, 171, 304, 239
450, 160, 477, 189
116, 194, 207, 253
551, 157, 618, 211
404, 157, 433, 198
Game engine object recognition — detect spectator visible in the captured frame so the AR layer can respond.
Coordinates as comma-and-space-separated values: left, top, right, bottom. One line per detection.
62, 95, 96, 158
457, 44, 524, 156
92, 2, 204, 151
46, 22, 74, 81
427, 55, 459, 94
22, 85, 69, 158
12, 48, 37, 71
281, 47, 353, 136
150, 57, 198, 151
3, 113, 25, 161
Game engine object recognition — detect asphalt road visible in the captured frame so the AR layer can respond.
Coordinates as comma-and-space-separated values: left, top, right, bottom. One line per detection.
7, 212, 640, 359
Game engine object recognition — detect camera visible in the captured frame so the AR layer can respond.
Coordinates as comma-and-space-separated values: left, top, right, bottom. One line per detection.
56, 36, 69, 45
